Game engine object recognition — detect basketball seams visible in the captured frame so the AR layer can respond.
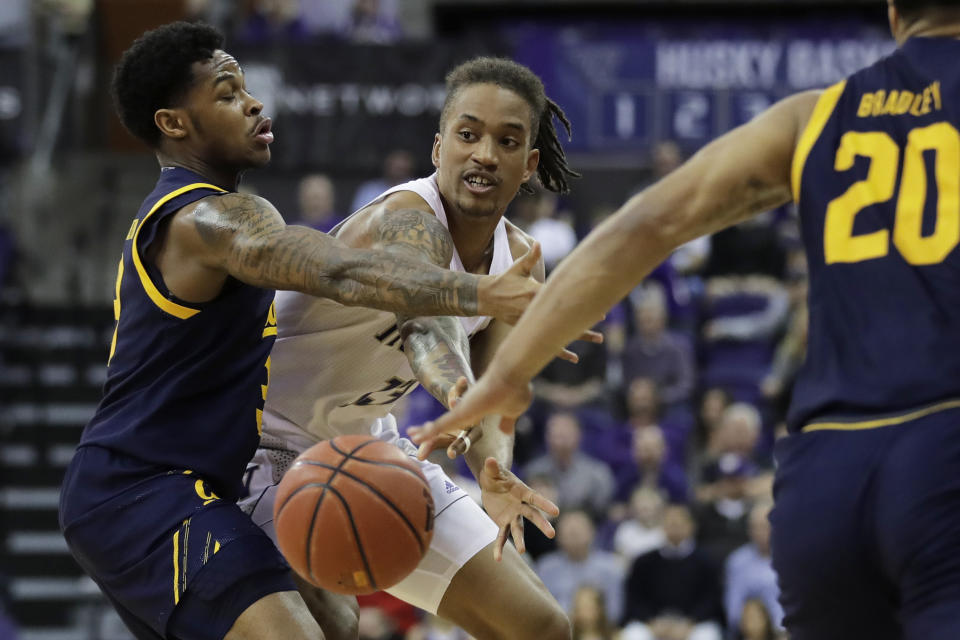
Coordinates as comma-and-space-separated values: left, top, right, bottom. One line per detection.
294, 460, 428, 553
275, 438, 378, 516
328, 440, 431, 493
285, 481, 378, 591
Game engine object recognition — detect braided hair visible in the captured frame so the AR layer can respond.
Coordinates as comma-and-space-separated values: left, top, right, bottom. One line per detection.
440, 57, 580, 194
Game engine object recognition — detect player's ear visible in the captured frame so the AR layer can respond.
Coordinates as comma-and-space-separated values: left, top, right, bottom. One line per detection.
155, 109, 188, 140
522, 147, 540, 183
431, 133, 441, 169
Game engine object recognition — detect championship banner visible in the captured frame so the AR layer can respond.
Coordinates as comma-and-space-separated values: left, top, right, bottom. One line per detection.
232, 41, 496, 172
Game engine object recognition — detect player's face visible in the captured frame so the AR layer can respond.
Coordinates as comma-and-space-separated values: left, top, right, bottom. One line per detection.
432, 83, 540, 219
181, 50, 274, 169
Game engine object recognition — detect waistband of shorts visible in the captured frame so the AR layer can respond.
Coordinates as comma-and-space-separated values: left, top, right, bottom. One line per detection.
801, 397, 960, 433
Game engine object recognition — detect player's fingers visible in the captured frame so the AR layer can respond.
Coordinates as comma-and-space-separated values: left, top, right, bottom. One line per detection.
578, 329, 605, 343
494, 526, 509, 563
513, 242, 541, 277
510, 516, 525, 554
446, 377, 470, 408
446, 426, 483, 458
409, 401, 485, 444
522, 504, 556, 539
512, 483, 560, 517
557, 348, 579, 363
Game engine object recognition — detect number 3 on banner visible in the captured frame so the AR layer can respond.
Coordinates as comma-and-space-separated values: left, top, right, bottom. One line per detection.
824, 122, 960, 266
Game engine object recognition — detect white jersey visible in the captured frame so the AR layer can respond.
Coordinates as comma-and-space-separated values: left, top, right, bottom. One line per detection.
261, 173, 514, 451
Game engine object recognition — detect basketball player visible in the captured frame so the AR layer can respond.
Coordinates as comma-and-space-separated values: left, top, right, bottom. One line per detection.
58, 23, 544, 640
414, 2, 960, 638
240, 57, 587, 639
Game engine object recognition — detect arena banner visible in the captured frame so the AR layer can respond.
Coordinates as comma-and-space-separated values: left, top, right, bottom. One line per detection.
505, 19, 895, 151
231, 40, 498, 171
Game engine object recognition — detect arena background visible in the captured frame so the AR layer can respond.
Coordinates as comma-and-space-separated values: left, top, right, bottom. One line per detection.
0, 1, 890, 639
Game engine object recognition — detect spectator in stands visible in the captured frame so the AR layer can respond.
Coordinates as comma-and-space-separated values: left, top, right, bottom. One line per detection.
614, 425, 688, 505
621, 284, 695, 408
705, 403, 762, 462
623, 377, 693, 469
697, 387, 732, 453
523, 473, 561, 559
622, 504, 723, 640
571, 585, 620, 640
524, 412, 615, 518
525, 186, 577, 272
724, 502, 782, 634
344, 0, 403, 44
350, 149, 415, 212
694, 454, 756, 564
533, 328, 609, 415
733, 599, 783, 640
293, 173, 343, 233
406, 614, 472, 640
537, 511, 625, 623
356, 604, 403, 640
235, 0, 309, 43
613, 487, 666, 561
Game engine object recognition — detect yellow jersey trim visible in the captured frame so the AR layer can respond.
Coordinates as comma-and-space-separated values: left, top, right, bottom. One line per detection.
131, 182, 227, 319
802, 397, 960, 432
172, 529, 181, 604
792, 80, 847, 202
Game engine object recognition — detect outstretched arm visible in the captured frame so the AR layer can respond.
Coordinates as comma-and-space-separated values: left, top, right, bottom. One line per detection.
410, 89, 819, 441
384, 216, 560, 559
166, 194, 540, 321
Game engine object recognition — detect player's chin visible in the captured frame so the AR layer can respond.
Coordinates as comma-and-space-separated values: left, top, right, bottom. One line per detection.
247, 147, 271, 167
458, 196, 501, 219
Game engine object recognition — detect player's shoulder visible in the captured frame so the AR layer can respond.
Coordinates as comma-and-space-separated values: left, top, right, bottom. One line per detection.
185, 190, 276, 220
336, 189, 438, 244
504, 218, 547, 281
504, 218, 536, 259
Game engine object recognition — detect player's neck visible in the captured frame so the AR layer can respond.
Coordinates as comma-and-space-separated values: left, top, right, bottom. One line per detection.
445, 208, 500, 274
895, 13, 960, 44
156, 151, 240, 191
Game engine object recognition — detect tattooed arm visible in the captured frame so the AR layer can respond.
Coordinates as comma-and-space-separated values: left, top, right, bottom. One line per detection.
158, 192, 539, 320
381, 207, 477, 405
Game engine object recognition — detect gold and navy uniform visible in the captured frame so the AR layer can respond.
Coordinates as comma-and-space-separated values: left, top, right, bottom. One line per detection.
59, 167, 293, 640
789, 37, 959, 432
772, 38, 960, 640
80, 166, 275, 501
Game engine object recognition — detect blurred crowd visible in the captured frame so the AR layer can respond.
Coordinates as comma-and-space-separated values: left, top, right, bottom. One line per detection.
277, 141, 805, 640
0, 5, 809, 639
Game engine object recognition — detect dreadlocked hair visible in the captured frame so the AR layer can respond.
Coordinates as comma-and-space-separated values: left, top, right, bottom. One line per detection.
441, 56, 580, 194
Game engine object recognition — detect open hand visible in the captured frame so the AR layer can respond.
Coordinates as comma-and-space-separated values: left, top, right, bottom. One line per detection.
477, 457, 560, 562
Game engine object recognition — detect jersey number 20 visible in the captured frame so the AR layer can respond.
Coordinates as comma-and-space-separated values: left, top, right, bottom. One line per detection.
824, 122, 960, 265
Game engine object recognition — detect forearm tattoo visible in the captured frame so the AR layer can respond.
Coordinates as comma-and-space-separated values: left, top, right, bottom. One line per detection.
401, 316, 474, 405
193, 197, 479, 316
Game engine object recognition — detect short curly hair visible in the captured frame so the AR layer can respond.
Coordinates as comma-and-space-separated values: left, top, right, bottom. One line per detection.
111, 22, 224, 148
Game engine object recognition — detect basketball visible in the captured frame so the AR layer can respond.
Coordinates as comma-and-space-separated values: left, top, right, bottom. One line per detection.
273, 435, 435, 595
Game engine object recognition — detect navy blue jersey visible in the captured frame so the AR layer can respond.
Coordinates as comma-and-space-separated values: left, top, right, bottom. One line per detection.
80, 167, 276, 500
789, 37, 960, 431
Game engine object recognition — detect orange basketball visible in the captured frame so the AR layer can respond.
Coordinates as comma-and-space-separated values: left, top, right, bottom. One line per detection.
273, 435, 435, 595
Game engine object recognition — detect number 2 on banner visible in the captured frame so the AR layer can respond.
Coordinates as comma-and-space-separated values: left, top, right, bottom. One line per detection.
824, 122, 960, 266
